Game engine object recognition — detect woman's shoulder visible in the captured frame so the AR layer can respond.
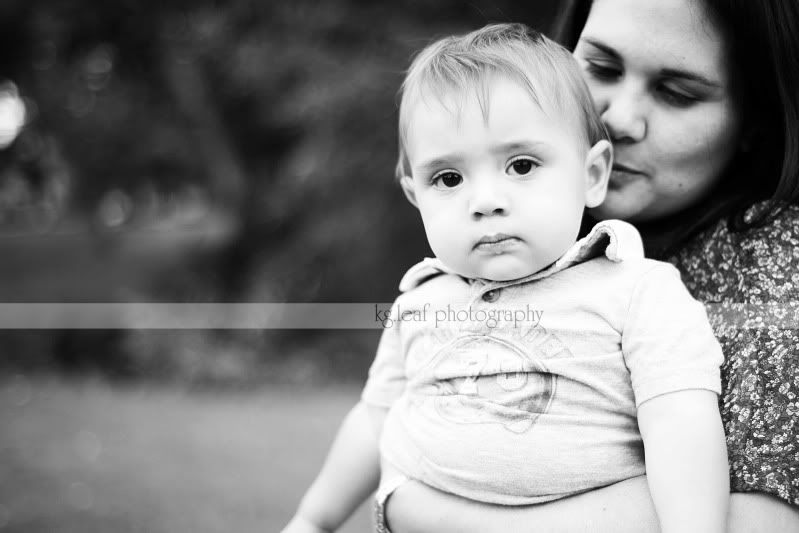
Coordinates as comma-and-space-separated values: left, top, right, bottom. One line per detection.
669, 203, 799, 303
736, 201, 799, 244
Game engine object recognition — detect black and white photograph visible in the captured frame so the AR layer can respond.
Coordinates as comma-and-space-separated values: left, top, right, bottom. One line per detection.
1, 1, 798, 532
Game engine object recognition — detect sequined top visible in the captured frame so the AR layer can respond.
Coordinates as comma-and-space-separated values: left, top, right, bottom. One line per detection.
668, 204, 799, 505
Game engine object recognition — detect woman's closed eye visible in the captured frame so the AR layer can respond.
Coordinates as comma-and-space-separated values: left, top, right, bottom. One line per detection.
506, 156, 539, 177
430, 170, 463, 189
583, 59, 622, 82
657, 82, 701, 108
582, 54, 704, 109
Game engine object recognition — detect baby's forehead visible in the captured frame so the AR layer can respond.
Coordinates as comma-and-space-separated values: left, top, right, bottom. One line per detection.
403, 75, 588, 144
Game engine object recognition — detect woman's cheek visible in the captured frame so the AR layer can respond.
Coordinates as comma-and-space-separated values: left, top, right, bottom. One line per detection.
581, 76, 604, 107
651, 104, 739, 197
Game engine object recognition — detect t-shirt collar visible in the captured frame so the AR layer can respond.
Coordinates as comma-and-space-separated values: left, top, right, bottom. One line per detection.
401, 219, 643, 292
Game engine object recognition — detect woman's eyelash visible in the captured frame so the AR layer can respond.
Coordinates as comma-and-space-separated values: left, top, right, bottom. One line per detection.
658, 85, 700, 107
584, 59, 701, 107
584, 61, 621, 80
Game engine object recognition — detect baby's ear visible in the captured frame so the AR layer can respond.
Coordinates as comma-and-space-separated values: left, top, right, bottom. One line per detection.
584, 140, 612, 208
400, 176, 419, 208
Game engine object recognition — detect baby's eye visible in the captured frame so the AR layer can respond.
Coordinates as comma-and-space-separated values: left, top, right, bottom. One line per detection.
506, 157, 537, 176
431, 171, 463, 189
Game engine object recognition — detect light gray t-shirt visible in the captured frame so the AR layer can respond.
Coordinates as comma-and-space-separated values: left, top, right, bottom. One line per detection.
362, 220, 723, 505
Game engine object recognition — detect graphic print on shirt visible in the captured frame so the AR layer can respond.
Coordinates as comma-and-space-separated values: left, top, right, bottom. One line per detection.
418, 322, 573, 434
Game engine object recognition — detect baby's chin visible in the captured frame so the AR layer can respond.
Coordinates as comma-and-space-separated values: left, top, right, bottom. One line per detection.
451, 260, 542, 282
480, 267, 541, 282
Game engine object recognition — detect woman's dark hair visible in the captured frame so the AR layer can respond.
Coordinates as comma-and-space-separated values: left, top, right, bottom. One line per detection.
553, 0, 799, 257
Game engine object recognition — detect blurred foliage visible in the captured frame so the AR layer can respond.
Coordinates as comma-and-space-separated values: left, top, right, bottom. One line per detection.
0, 0, 559, 384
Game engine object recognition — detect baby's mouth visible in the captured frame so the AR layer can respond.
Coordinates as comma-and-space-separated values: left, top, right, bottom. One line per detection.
474, 234, 521, 253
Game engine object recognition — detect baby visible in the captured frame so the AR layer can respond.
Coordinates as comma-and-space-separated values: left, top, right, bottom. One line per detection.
283, 23, 728, 533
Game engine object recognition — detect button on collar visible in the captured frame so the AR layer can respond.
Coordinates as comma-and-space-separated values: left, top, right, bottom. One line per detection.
482, 289, 500, 303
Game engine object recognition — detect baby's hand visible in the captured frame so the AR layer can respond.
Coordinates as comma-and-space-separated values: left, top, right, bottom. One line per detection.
280, 514, 331, 533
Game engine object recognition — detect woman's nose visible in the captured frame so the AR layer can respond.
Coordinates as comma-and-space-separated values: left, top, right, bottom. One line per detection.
597, 85, 647, 144
469, 179, 509, 219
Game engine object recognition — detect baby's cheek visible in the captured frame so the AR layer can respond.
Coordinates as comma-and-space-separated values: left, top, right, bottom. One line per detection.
425, 225, 460, 261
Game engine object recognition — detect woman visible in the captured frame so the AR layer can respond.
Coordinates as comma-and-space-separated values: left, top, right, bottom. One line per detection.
385, 0, 799, 531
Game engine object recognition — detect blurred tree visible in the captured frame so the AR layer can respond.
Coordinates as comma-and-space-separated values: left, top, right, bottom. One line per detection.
0, 0, 560, 381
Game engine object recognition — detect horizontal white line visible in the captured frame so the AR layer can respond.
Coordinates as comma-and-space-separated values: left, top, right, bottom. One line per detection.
0, 303, 793, 329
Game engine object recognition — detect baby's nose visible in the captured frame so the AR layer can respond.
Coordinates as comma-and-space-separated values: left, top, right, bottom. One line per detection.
469, 181, 509, 218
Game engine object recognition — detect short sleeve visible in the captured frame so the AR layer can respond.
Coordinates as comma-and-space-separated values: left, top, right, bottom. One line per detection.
623, 263, 724, 407
361, 302, 407, 408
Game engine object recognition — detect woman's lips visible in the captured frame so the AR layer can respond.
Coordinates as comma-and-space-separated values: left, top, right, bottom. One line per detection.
474, 234, 521, 253
609, 164, 646, 189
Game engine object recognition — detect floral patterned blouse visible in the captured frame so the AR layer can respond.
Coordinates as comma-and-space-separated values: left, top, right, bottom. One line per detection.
668, 204, 799, 505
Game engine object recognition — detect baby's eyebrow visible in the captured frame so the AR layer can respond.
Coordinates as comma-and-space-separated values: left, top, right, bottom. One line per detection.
415, 155, 463, 173
415, 142, 548, 173
491, 141, 548, 155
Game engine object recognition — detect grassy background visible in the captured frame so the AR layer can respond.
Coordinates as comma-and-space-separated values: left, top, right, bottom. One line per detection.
0, 377, 370, 532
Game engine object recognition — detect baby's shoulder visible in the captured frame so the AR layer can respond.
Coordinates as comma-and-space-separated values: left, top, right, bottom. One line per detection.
577, 252, 680, 286
392, 258, 468, 308
398, 258, 452, 293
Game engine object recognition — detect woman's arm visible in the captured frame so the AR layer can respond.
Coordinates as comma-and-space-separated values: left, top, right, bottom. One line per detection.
386, 477, 799, 533
728, 492, 799, 533
386, 476, 659, 533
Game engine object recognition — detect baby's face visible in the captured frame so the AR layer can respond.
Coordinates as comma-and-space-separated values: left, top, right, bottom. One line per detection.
402, 77, 603, 281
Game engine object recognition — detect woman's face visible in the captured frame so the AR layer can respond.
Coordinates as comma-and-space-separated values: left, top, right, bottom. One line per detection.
574, 0, 742, 222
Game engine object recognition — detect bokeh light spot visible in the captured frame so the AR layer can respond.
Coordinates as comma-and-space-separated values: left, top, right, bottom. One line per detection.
97, 189, 133, 227
0, 82, 26, 149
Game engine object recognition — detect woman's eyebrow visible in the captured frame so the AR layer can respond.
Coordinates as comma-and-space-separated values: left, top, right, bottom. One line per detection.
580, 38, 620, 60
582, 37, 722, 89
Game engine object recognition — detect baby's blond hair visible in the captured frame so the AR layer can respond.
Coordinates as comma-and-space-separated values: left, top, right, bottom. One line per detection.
396, 23, 608, 180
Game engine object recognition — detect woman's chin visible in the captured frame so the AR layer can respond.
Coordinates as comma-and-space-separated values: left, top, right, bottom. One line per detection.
588, 194, 652, 223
